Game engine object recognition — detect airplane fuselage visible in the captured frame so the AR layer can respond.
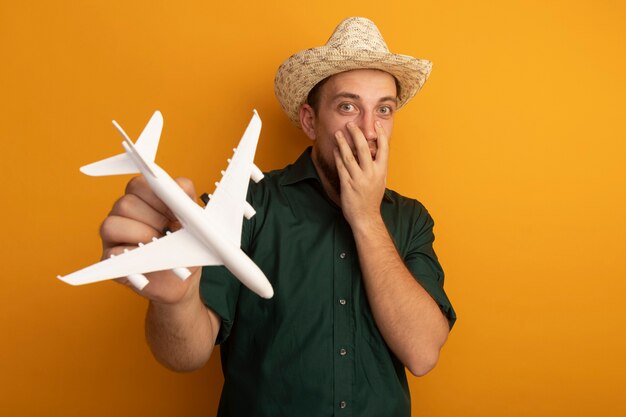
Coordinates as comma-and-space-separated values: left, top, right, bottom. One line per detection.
141, 162, 273, 298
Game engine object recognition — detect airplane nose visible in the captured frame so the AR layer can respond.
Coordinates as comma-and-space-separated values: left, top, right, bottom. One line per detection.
260, 285, 274, 299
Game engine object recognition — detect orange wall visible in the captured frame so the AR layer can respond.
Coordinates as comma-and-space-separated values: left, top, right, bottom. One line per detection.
1, 1, 625, 416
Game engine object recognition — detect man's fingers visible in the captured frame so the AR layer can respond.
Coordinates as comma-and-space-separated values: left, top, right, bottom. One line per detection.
335, 130, 362, 179
345, 122, 374, 169
123, 175, 197, 228
333, 147, 351, 185
110, 193, 171, 234
125, 176, 176, 221
101, 215, 161, 250
373, 121, 389, 169
103, 175, 199, 249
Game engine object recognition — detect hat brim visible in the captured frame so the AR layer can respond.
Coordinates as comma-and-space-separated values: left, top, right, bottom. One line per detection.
275, 46, 432, 127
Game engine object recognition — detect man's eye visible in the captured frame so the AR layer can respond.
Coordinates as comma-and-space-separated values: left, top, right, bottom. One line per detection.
379, 106, 393, 115
339, 103, 355, 112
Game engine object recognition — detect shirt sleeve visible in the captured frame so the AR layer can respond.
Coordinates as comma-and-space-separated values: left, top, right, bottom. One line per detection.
403, 205, 457, 329
199, 265, 241, 345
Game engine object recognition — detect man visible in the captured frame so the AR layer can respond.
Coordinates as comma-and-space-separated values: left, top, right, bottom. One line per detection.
102, 17, 455, 416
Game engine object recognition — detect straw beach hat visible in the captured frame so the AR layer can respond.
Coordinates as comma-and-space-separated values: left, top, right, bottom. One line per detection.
274, 17, 432, 127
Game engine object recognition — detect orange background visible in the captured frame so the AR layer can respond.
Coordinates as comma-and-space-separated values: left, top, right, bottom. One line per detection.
1, 1, 625, 416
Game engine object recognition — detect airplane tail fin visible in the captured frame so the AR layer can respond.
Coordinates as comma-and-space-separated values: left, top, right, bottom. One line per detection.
80, 111, 163, 177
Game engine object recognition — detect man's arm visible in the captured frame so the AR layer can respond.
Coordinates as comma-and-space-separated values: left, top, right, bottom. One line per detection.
101, 176, 220, 372
145, 273, 221, 372
334, 122, 450, 376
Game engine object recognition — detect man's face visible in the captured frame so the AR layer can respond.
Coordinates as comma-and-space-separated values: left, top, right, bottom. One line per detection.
301, 69, 398, 197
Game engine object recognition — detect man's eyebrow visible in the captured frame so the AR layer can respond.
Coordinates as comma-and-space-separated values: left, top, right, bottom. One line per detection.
380, 96, 398, 105
332, 92, 360, 101
331, 92, 398, 105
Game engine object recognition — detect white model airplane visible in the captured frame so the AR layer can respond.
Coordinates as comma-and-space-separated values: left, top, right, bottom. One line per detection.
57, 110, 274, 299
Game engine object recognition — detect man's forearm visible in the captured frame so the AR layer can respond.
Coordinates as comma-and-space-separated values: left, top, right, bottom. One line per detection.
351, 216, 449, 376
145, 293, 219, 372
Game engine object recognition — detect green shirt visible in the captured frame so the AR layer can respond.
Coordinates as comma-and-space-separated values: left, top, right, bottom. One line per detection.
200, 148, 456, 417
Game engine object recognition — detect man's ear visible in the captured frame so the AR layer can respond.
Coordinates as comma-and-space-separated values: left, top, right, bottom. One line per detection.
299, 104, 316, 140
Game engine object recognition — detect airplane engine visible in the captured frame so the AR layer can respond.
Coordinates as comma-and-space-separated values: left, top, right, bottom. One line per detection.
172, 267, 191, 280
127, 274, 149, 290
243, 201, 256, 219
250, 164, 264, 183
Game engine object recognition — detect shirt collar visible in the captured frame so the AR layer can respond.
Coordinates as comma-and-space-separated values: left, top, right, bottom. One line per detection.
281, 147, 320, 186
281, 147, 393, 203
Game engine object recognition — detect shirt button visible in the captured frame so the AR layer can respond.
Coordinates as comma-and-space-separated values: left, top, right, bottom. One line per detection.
339, 252, 346, 259
340, 401, 347, 409
339, 348, 347, 356
339, 298, 347, 305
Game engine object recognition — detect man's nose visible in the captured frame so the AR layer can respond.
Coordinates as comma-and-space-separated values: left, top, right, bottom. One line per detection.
357, 112, 377, 142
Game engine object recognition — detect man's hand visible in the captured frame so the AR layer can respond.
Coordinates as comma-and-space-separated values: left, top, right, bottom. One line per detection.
100, 175, 201, 305
333, 121, 389, 229
100, 175, 220, 372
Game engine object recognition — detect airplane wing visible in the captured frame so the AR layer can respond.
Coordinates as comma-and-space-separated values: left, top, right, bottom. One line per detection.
204, 110, 263, 246
58, 228, 220, 286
